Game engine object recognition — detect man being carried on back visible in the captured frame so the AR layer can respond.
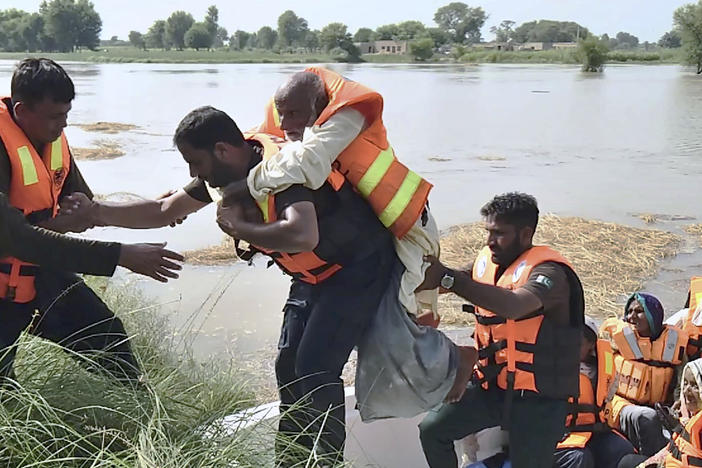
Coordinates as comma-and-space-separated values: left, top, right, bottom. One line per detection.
226, 67, 439, 321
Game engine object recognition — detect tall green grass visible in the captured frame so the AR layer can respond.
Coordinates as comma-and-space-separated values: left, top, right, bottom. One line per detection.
457, 48, 684, 65
459, 49, 579, 64
0, 277, 281, 467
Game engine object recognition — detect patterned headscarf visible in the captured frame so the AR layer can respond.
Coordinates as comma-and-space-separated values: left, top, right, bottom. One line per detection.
625, 292, 664, 340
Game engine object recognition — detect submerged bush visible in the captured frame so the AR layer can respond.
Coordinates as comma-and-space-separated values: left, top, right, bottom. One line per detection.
577, 37, 609, 72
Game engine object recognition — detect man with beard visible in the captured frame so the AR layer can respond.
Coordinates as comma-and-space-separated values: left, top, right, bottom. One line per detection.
173, 106, 396, 466
416, 192, 585, 468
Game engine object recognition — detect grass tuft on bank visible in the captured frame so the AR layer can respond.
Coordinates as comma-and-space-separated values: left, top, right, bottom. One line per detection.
0, 277, 276, 467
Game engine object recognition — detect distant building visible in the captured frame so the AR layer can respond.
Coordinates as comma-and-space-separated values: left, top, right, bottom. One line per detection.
517, 41, 577, 51
552, 42, 578, 49
356, 41, 375, 54
519, 42, 552, 51
355, 40, 409, 54
473, 41, 514, 51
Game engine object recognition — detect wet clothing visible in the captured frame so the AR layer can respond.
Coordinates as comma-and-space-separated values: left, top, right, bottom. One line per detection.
275, 244, 395, 466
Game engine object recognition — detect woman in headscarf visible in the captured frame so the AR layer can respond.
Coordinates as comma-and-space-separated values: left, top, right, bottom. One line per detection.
600, 293, 689, 457
618, 359, 702, 468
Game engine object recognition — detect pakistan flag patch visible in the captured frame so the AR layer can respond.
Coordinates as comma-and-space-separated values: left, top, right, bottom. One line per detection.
535, 275, 554, 290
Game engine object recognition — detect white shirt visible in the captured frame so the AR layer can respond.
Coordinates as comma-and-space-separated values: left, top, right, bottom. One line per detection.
246, 108, 439, 314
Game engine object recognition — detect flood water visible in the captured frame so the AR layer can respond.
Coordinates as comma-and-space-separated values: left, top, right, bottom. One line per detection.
1, 61, 701, 359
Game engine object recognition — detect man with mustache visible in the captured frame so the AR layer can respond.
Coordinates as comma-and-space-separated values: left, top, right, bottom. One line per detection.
416, 192, 585, 468
0, 58, 182, 385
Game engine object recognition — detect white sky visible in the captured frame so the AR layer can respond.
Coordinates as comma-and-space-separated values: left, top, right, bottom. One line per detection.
3, 0, 690, 42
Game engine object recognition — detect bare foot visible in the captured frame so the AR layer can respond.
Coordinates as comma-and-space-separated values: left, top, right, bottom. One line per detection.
445, 346, 478, 404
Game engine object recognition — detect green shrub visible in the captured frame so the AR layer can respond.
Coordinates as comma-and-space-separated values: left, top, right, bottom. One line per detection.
577, 37, 609, 72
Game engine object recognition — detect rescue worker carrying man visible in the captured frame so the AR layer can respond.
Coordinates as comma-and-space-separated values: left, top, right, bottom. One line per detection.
222, 66, 440, 320
600, 293, 688, 456
554, 316, 637, 468
62, 66, 475, 419
171, 105, 402, 466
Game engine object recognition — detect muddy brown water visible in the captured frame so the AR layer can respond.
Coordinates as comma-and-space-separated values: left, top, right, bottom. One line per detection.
1, 61, 701, 362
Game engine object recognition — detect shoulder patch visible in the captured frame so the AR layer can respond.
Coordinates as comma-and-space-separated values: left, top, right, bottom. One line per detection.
535, 274, 554, 290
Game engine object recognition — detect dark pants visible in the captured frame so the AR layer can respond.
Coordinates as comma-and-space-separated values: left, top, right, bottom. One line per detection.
419, 383, 568, 468
553, 431, 636, 468
274, 245, 395, 467
619, 404, 668, 456
0, 270, 140, 383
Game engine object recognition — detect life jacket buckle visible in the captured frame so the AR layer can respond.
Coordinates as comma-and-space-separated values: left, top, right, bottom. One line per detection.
5, 286, 16, 302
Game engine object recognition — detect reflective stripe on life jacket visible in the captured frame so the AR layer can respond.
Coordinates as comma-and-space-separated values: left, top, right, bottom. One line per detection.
558, 339, 618, 449
601, 318, 687, 429
258, 67, 431, 239
245, 132, 343, 285
0, 98, 71, 303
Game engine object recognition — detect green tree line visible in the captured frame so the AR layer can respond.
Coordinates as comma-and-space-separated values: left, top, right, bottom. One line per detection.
2, 0, 701, 71
0, 0, 101, 52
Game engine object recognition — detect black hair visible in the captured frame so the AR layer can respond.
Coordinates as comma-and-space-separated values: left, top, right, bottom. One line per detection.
480, 192, 539, 230
11, 58, 75, 107
173, 106, 245, 151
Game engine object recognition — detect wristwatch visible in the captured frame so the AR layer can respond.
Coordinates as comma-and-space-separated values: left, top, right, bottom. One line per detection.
440, 271, 455, 290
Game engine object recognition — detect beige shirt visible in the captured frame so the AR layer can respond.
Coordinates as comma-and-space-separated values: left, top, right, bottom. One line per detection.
247, 108, 439, 315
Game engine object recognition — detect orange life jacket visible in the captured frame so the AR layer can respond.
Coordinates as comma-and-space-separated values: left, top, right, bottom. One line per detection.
0, 98, 71, 303
665, 411, 702, 467
600, 318, 687, 429
471, 245, 584, 409
243, 132, 347, 285
682, 277, 702, 358
558, 339, 618, 449
258, 67, 432, 239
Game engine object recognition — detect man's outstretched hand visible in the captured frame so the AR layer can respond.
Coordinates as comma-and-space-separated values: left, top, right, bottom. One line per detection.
118, 242, 184, 282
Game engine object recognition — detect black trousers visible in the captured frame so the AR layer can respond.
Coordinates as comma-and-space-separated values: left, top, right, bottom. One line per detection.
274, 244, 396, 467
0, 270, 140, 383
419, 383, 568, 468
